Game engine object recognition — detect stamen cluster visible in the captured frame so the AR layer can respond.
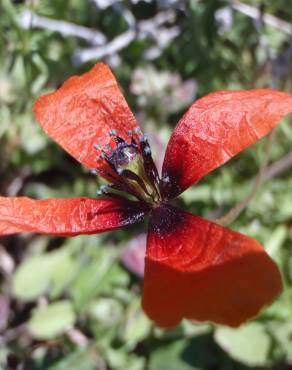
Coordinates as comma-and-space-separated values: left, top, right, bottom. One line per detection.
92, 129, 162, 205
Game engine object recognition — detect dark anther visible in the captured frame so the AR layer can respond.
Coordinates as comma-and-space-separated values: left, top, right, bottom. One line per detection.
143, 146, 151, 155
115, 136, 126, 145
100, 151, 107, 160
94, 144, 101, 151
139, 135, 148, 143
96, 184, 111, 196
109, 129, 117, 136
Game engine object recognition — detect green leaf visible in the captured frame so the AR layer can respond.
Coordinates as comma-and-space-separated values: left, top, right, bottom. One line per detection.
50, 252, 77, 299
70, 249, 116, 311
31, 53, 49, 94
263, 288, 292, 321
28, 300, 76, 339
13, 255, 54, 301
149, 335, 217, 370
265, 225, 287, 258
19, 114, 47, 154
122, 299, 151, 347
13, 249, 72, 301
269, 322, 292, 358
214, 322, 271, 366
105, 348, 145, 370
182, 185, 211, 204
47, 350, 99, 370
88, 298, 123, 328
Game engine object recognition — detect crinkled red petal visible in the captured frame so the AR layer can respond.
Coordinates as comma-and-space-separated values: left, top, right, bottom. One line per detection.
142, 204, 282, 328
0, 196, 147, 236
162, 89, 292, 199
34, 63, 140, 174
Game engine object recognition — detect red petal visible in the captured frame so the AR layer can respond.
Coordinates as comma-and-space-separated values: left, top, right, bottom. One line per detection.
142, 205, 282, 328
162, 89, 292, 198
34, 63, 140, 173
0, 197, 147, 236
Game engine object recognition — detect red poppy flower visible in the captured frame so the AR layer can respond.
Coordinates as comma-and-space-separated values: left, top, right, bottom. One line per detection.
1, 63, 292, 328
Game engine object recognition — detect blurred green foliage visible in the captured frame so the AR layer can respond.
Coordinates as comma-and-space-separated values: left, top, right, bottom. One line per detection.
1, 0, 292, 369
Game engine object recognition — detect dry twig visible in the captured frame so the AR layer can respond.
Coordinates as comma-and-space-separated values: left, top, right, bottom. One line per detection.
231, 1, 292, 35
18, 8, 179, 65
19, 10, 107, 45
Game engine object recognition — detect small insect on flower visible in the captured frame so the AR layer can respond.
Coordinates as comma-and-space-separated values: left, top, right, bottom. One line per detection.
1, 63, 292, 328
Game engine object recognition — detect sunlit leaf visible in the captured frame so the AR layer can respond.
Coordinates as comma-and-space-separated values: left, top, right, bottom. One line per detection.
122, 299, 151, 347
47, 350, 98, 370
214, 322, 271, 366
13, 249, 72, 301
88, 298, 123, 328
28, 300, 76, 339
149, 335, 217, 370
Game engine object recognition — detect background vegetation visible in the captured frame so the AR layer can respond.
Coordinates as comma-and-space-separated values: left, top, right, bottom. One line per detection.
1, 0, 292, 369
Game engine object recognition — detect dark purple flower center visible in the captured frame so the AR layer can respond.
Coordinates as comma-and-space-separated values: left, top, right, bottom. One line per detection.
93, 129, 162, 206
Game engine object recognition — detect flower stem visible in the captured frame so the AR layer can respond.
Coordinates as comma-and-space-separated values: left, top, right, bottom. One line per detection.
216, 130, 275, 226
